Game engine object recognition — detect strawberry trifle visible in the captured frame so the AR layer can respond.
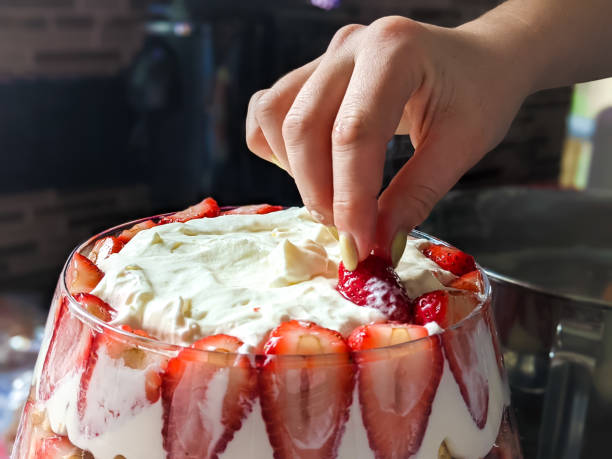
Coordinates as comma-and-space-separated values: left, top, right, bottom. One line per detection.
11, 198, 521, 459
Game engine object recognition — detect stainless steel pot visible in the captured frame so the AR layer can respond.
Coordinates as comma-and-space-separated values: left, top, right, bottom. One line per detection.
420, 187, 612, 459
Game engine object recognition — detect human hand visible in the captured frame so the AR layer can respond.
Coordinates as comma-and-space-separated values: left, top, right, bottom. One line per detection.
246, 16, 530, 269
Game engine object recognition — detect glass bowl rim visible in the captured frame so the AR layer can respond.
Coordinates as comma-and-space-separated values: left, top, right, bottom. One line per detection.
59, 210, 493, 360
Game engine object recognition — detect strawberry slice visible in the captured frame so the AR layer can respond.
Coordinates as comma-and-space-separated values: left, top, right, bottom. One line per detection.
259, 320, 354, 458
449, 270, 484, 293
65, 253, 104, 295
442, 314, 490, 429
12, 401, 43, 459
117, 219, 157, 244
221, 204, 284, 215
35, 435, 85, 458
73, 293, 116, 322
423, 244, 476, 276
38, 298, 95, 401
88, 236, 124, 264
159, 196, 220, 224
348, 323, 443, 457
162, 334, 257, 459
337, 255, 412, 322
78, 326, 166, 437
413, 290, 479, 328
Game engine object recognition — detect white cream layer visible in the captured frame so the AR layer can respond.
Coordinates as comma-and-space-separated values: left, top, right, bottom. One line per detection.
92, 207, 454, 349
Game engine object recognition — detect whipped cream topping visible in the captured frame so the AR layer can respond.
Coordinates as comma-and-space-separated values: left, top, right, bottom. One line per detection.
92, 207, 454, 348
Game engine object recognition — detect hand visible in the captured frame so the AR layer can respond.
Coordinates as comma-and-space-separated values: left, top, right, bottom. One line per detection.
246, 16, 530, 268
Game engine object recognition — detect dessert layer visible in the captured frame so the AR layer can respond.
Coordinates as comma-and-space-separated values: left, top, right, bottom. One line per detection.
91, 208, 454, 349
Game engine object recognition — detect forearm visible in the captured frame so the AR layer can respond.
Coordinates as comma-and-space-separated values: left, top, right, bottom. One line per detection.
460, 0, 612, 93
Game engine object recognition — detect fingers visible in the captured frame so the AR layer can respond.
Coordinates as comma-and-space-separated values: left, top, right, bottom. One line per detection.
283, 25, 363, 224
245, 57, 321, 173
332, 18, 424, 261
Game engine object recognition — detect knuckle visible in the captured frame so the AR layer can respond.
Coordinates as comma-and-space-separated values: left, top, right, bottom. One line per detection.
369, 16, 421, 44
405, 184, 438, 223
332, 113, 368, 149
254, 88, 282, 122
328, 23, 363, 52
282, 109, 316, 143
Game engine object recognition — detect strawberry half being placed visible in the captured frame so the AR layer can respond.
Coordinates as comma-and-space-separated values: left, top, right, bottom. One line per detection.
423, 244, 476, 276
259, 320, 354, 458
162, 334, 257, 459
78, 326, 166, 438
159, 196, 220, 224
38, 297, 98, 401
221, 204, 284, 215
65, 253, 104, 295
348, 323, 443, 458
87, 236, 124, 264
337, 255, 412, 322
449, 270, 484, 293
117, 219, 157, 244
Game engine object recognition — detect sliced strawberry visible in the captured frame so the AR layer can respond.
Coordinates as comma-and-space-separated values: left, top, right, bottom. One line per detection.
35, 435, 84, 458
12, 401, 43, 459
413, 290, 479, 328
38, 298, 93, 401
159, 196, 220, 224
484, 409, 522, 458
423, 244, 476, 276
117, 219, 157, 244
221, 204, 284, 215
78, 326, 167, 438
443, 314, 490, 429
449, 270, 484, 293
65, 253, 104, 295
349, 323, 443, 458
73, 293, 116, 322
259, 320, 354, 458
162, 334, 256, 458
337, 255, 412, 322
88, 236, 124, 264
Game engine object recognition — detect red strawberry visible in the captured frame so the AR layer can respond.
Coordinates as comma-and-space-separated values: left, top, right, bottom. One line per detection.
162, 334, 256, 459
88, 236, 124, 264
337, 255, 412, 322
348, 323, 443, 458
12, 401, 44, 459
423, 244, 476, 276
117, 219, 157, 244
38, 298, 94, 401
73, 293, 116, 322
259, 320, 354, 458
78, 326, 166, 437
221, 204, 284, 215
160, 196, 220, 224
65, 253, 104, 295
442, 313, 491, 429
35, 435, 84, 458
413, 290, 479, 328
449, 270, 484, 293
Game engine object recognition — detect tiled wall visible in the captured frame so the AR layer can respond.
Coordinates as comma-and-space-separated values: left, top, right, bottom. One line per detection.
0, 0, 165, 77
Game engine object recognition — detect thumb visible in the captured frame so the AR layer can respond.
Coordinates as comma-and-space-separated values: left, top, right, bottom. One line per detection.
376, 136, 481, 265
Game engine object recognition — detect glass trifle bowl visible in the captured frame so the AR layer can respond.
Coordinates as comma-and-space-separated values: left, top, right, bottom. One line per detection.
11, 200, 522, 459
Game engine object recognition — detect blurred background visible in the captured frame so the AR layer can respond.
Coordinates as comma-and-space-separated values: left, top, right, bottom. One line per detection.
0, 0, 611, 458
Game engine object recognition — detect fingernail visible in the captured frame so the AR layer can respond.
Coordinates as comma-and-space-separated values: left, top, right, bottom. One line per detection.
269, 155, 284, 169
339, 232, 358, 271
327, 225, 339, 240
391, 230, 408, 267
309, 209, 325, 223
